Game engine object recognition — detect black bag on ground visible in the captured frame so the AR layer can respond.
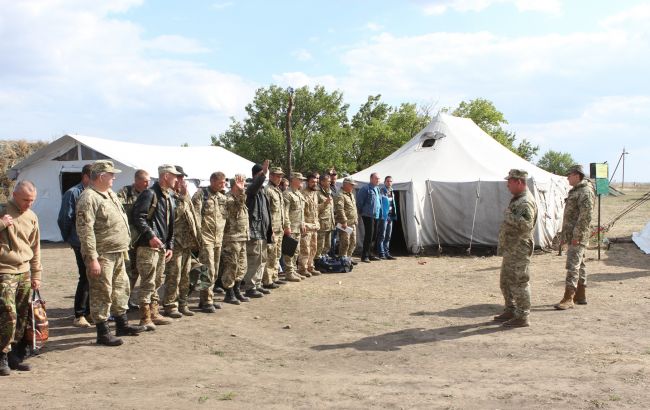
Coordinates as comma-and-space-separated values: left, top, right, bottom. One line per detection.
314, 255, 353, 273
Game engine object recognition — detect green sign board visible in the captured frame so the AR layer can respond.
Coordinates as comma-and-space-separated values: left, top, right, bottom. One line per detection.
595, 178, 609, 196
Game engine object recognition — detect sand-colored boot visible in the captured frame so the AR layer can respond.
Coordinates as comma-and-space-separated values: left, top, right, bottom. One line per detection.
493, 309, 515, 322
574, 279, 587, 305
502, 316, 530, 328
139, 303, 156, 331
150, 301, 172, 325
554, 286, 576, 310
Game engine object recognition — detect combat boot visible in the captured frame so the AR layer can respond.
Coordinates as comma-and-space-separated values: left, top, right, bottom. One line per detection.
284, 274, 301, 282
96, 321, 123, 347
299, 270, 311, 278
554, 286, 576, 310
245, 288, 264, 298
233, 281, 250, 302
256, 286, 271, 295
150, 301, 172, 325
115, 313, 146, 336
139, 304, 156, 331
493, 309, 515, 322
574, 279, 587, 305
502, 316, 530, 328
0, 352, 10, 376
223, 287, 240, 305
163, 307, 183, 319
7, 346, 30, 372
308, 268, 321, 276
179, 305, 195, 316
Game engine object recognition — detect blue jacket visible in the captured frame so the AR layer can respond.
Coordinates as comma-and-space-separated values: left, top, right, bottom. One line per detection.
379, 186, 398, 221
57, 182, 85, 248
356, 184, 381, 219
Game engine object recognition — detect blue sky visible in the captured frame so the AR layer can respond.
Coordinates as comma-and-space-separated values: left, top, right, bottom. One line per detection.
1, 0, 649, 181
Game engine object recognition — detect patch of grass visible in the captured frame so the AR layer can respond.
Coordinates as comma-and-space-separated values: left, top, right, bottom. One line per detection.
219, 392, 236, 401
198, 395, 209, 403
588, 399, 606, 408
609, 394, 621, 401
210, 349, 225, 357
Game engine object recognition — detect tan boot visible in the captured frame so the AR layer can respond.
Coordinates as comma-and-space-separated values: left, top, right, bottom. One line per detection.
493, 309, 515, 322
139, 304, 156, 331
574, 280, 587, 305
554, 286, 576, 310
308, 269, 321, 276
300, 271, 312, 278
284, 273, 302, 282
502, 316, 530, 327
150, 302, 172, 325
179, 305, 194, 316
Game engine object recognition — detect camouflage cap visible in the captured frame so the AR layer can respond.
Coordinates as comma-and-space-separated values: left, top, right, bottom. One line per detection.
290, 172, 306, 180
566, 164, 585, 176
504, 169, 528, 180
342, 177, 357, 185
270, 167, 284, 175
158, 164, 182, 176
174, 165, 188, 177
91, 160, 121, 174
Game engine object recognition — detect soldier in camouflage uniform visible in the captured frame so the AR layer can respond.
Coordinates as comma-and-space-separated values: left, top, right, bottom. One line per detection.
0, 181, 41, 375
555, 164, 595, 310
334, 178, 358, 258
495, 169, 538, 328
220, 174, 250, 305
298, 173, 321, 277
316, 174, 335, 257
262, 167, 290, 289
162, 166, 201, 318
192, 171, 228, 313
76, 161, 145, 346
283, 173, 306, 282
116, 169, 150, 309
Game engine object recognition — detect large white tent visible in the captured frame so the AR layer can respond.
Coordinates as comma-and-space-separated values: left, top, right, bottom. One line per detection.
350, 113, 569, 253
9, 134, 254, 241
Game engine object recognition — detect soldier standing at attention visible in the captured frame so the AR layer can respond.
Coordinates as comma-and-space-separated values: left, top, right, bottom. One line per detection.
298, 173, 321, 277
316, 174, 335, 257
334, 177, 358, 260
76, 161, 145, 346
192, 172, 228, 312
0, 181, 41, 375
262, 167, 290, 290
131, 165, 180, 330
494, 169, 538, 328
555, 164, 595, 310
116, 169, 150, 310
162, 166, 202, 318
282, 173, 307, 282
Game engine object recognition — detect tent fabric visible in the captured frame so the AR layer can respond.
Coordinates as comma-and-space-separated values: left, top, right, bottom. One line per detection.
9, 134, 255, 242
632, 222, 650, 254
350, 113, 569, 252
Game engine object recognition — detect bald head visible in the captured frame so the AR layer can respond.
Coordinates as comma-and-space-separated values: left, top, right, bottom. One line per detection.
13, 180, 36, 195
12, 180, 37, 212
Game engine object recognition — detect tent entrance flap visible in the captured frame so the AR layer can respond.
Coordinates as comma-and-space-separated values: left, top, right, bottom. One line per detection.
388, 191, 408, 254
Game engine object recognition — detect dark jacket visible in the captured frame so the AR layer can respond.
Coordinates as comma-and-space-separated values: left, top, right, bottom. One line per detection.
57, 182, 85, 248
246, 173, 273, 242
131, 182, 175, 249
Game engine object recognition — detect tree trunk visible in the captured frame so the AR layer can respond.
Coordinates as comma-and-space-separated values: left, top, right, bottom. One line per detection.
285, 90, 295, 175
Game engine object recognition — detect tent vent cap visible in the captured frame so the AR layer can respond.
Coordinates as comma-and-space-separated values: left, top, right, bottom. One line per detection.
419, 131, 445, 149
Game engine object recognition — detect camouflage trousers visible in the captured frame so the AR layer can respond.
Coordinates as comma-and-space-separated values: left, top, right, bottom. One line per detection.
317, 230, 332, 257
338, 225, 357, 257
298, 230, 318, 274
87, 252, 130, 323
163, 246, 193, 310
500, 252, 532, 318
263, 230, 283, 285
565, 244, 587, 288
136, 247, 166, 305
221, 241, 247, 289
198, 244, 222, 306
0, 272, 30, 354
243, 239, 267, 291
282, 232, 301, 278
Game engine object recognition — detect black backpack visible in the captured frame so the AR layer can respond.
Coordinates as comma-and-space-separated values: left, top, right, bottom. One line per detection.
314, 255, 353, 273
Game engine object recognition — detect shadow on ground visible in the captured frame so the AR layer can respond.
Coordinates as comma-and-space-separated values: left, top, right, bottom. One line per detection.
411, 303, 502, 318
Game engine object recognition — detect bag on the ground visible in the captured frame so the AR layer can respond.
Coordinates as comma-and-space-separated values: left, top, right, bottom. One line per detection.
23, 289, 48, 350
314, 255, 353, 273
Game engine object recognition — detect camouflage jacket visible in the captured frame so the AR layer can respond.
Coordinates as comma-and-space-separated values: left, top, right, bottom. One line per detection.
284, 188, 305, 232
562, 179, 595, 246
301, 189, 320, 231
76, 187, 131, 261
192, 187, 227, 247
222, 191, 249, 242
316, 187, 335, 231
498, 188, 538, 257
265, 182, 289, 232
174, 193, 201, 250
334, 190, 358, 226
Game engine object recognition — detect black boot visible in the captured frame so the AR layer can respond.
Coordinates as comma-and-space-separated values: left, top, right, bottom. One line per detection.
0, 352, 10, 376
213, 277, 225, 294
96, 321, 123, 346
233, 281, 250, 302
223, 287, 240, 305
245, 288, 264, 298
115, 314, 146, 336
7, 343, 30, 371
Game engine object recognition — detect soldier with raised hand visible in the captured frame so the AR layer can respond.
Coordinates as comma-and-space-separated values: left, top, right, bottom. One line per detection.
220, 174, 250, 305
316, 173, 335, 258
494, 169, 538, 328
334, 177, 358, 260
282, 173, 306, 282
76, 161, 145, 346
555, 164, 595, 310
192, 171, 228, 313
298, 172, 321, 277
162, 166, 201, 318
262, 167, 290, 290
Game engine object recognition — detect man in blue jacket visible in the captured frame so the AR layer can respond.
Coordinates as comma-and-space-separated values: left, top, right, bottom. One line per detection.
356, 172, 382, 263
377, 176, 398, 260
57, 164, 92, 328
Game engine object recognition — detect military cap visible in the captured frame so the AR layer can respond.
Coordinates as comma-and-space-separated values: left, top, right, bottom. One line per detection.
290, 172, 306, 180
91, 160, 121, 174
566, 164, 585, 177
174, 165, 188, 177
342, 177, 357, 186
504, 169, 528, 180
270, 167, 284, 175
158, 164, 182, 176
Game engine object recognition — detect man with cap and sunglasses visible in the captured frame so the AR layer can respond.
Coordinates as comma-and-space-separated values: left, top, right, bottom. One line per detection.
555, 164, 595, 310
282, 172, 307, 282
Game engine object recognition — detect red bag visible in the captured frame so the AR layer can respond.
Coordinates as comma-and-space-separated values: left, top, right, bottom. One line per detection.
23, 289, 49, 350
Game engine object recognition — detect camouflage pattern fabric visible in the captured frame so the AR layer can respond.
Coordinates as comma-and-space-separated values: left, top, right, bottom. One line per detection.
136, 247, 166, 305
173, 194, 201, 251
266, 183, 289, 232
282, 232, 301, 278
565, 244, 587, 287
263, 230, 283, 285
301, 189, 320, 232
192, 187, 227, 247
334, 190, 358, 227
298, 231, 318, 274
220, 241, 247, 289
198, 245, 222, 306
222, 192, 249, 242
338, 225, 357, 257
162, 247, 193, 309
283, 188, 305, 232
87, 252, 130, 322
0, 272, 30, 353
316, 187, 335, 231
317, 230, 332, 256
561, 179, 595, 246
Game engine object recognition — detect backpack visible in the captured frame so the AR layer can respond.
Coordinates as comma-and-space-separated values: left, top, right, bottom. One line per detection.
314, 255, 353, 273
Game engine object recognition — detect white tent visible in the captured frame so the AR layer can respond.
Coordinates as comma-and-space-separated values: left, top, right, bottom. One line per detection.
350, 113, 569, 253
8, 134, 254, 242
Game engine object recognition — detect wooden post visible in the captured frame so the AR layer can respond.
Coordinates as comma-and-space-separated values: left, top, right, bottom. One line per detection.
285, 88, 295, 176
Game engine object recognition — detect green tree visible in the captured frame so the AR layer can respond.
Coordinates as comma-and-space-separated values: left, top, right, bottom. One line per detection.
537, 150, 576, 175
449, 98, 539, 161
0, 140, 47, 201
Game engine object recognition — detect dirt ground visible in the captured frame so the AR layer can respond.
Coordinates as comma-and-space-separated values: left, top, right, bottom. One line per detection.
2, 186, 649, 409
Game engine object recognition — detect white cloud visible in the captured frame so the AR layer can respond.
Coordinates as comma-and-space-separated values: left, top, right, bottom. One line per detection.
420, 0, 562, 15
365, 22, 384, 32
212, 1, 233, 11
292, 49, 313, 61
271, 72, 339, 91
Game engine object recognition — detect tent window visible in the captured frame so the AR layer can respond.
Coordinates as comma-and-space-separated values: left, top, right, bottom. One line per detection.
80, 145, 110, 160
421, 139, 437, 148
53, 146, 78, 161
